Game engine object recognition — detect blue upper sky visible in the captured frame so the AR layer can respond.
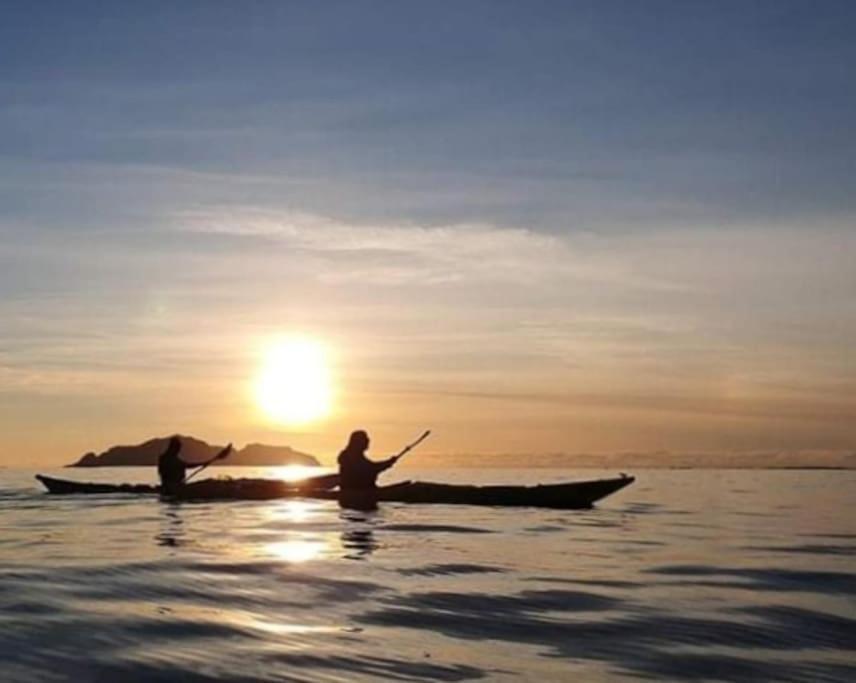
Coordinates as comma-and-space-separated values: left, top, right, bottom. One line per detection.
3, 1, 854, 231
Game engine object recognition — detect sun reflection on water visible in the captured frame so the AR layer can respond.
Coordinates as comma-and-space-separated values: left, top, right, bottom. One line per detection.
235, 614, 341, 636
266, 539, 328, 563
268, 465, 329, 482
272, 500, 318, 523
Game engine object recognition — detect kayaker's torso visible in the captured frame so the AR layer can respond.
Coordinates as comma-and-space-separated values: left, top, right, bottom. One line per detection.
158, 451, 187, 493
337, 449, 394, 490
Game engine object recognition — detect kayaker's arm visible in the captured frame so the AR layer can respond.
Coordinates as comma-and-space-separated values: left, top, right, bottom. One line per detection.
373, 456, 399, 474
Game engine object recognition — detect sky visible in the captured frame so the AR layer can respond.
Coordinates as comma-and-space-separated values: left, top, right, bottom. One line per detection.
2, 1, 855, 466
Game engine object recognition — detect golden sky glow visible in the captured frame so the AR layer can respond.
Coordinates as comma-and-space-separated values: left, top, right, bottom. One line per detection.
3, 219, 855, 467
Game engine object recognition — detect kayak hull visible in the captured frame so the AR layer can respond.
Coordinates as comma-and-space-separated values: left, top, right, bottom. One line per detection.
36, 474, 634, 509
35, 477, 160, 495
326, 477, 634, 510
35, 474, 340, 498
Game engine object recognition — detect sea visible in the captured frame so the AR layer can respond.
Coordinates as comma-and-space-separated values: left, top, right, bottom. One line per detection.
1, 467, 854, 682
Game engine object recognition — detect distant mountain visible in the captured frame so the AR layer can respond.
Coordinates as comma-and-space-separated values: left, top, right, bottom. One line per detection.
68, 435, 319, 467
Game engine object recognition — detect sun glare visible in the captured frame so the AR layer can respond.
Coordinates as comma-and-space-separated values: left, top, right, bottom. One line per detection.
255, 337, 332, 425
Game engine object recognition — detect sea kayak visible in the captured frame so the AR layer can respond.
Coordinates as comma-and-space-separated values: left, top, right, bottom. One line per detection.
36, 474, 634, 509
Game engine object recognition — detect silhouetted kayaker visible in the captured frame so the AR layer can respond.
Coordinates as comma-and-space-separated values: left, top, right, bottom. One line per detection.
337, 430, 398, 491
157, 436, 231, 495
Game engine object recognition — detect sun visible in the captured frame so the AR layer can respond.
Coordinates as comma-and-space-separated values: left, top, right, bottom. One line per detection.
254, 337, 333, 425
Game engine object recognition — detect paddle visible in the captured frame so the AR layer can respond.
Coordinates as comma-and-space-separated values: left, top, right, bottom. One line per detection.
393, 430, 431, 462
185, 443, 233, 483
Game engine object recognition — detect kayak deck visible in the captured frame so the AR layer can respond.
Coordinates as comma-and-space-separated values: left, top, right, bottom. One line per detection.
36, 474, 634, 509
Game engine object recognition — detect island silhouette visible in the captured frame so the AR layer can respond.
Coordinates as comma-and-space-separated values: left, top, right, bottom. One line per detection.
67, 435, 319, 468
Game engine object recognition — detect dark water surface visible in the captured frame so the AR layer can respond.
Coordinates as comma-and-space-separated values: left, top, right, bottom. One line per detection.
1, 468, 854, 682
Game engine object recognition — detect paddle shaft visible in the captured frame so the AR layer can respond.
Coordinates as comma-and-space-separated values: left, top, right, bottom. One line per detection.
185, 446, 231, 483
394, 430, 431, 460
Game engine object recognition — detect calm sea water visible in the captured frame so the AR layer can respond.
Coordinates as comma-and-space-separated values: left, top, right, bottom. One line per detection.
1, 467, 854, 682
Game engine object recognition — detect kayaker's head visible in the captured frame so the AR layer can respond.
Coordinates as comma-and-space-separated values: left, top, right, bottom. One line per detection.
165, 435, 182, 457
346, 430, 369, 453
